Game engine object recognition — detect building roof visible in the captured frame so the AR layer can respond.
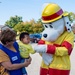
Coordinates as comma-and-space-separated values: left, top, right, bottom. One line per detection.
0, 25, 4, 30
0, 25, 4, 27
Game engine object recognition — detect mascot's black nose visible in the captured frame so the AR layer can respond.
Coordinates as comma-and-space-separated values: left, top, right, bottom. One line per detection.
43, 34, 47, 38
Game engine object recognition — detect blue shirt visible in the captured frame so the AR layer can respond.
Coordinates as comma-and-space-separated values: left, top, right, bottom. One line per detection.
0, 42, 23, 75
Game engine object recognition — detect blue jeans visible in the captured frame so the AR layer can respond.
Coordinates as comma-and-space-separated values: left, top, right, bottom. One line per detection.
21, 59, 27, 75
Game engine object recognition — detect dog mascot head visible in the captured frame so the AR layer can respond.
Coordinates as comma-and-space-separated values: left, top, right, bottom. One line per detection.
41, 3, 72, 42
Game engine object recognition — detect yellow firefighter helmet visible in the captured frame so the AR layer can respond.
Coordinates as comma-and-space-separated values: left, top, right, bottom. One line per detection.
42, 3, 68, 23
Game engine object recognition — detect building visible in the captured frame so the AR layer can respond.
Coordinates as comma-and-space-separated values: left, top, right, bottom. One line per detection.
0, 25, 4, 33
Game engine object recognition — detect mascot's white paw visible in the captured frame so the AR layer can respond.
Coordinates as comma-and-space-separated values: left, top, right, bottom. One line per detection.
42, 53, 53, 65
34, 45, 47, 53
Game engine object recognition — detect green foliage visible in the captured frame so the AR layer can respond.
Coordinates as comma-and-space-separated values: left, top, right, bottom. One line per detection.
23, 24, 33, 33
5, 15, 23, 28
63, 11, 75, 23
14, 23, 24, 32
68, 12, 75, 23
5, 16, 44, 34
14, 23, 33, 34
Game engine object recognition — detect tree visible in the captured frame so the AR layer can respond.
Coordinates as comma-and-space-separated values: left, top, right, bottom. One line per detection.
14, 18, 44, 34
37, 18, 42, 24
24, 24, 33, 33
68, 12, 75, 23
5, 15, 23, 28
14, 23, 25, 33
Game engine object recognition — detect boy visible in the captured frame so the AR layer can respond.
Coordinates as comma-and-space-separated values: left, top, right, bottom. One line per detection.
18, 32, 35, 75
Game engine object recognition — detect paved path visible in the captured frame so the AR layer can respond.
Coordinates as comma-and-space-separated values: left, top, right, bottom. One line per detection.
70, 43, 75, 75
26, 43, 75, 75
26, 43, 42, 75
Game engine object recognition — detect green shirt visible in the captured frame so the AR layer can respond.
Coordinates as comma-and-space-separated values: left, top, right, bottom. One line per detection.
18, 42, 35, 58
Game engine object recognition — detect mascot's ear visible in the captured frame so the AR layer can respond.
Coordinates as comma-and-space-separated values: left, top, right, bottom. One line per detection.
63, 16, 72, 32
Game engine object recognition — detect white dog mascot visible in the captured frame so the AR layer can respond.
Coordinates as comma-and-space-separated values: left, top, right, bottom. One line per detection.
34, 3, 74, 75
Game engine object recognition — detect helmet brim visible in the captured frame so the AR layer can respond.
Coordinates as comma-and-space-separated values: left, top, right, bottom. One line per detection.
42, 12, 69, 23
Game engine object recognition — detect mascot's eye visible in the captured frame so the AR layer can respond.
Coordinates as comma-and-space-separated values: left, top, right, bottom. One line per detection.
45, 25, 48, 28
49, 25, 53, 28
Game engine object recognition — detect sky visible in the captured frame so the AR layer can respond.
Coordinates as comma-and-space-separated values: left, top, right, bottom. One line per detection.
0, 0, 75, 25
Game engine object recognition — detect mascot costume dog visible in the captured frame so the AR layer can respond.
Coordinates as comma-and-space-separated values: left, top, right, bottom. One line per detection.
34, 3, 74, 75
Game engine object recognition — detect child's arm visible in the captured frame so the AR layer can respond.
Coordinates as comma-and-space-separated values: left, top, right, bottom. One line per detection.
28, 44, 36, 54
23, 44, 36, 54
